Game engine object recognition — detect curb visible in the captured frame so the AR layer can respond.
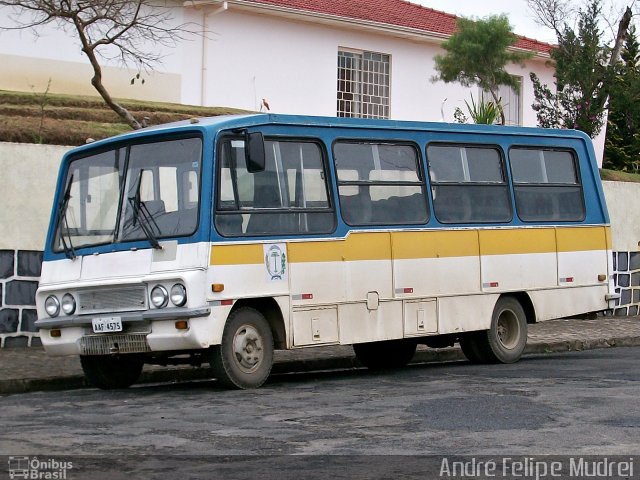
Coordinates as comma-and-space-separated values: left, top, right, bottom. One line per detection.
1, 336, 639, 395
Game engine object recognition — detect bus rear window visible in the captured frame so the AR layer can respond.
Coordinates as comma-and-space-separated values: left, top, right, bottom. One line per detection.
509, 148, 585, 222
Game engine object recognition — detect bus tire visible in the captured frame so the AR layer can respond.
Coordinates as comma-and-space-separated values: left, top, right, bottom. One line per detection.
211, 307, 274, 389
80, 354, 144, 390
459, 334, 485, 363
353, 339, 417, 370
476, 296, 528, 364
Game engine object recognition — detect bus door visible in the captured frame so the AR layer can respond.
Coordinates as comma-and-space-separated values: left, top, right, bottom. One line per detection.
332, 141, 432, 344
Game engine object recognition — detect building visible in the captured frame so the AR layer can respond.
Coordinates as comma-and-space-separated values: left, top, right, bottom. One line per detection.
2, 1, 598, 157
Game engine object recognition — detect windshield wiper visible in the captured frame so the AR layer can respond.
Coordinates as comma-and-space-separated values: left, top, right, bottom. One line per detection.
127, 170, 161, 250
55, 174, 76, 260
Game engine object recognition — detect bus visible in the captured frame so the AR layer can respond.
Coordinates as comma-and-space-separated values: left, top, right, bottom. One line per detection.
35, 114, 617, 389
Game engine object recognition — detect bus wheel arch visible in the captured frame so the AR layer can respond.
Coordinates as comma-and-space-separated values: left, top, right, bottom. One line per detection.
509, 291, 537, 324
230, 297, 287, 349
460, 294, 528, 364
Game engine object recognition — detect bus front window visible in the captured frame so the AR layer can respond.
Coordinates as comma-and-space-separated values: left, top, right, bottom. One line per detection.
53, 137, 202, 253
54, 148, 125, 253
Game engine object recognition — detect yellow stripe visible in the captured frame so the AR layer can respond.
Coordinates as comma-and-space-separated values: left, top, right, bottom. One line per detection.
392, 230, 479, 259
210, 244, 264, 265
479, 228, 556, 256
210, 226, 610, 265
556, 226, 608, 252
288, 232, 390, 262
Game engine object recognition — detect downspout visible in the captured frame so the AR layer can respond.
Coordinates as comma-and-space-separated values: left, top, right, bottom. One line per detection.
200, 1, 228, 106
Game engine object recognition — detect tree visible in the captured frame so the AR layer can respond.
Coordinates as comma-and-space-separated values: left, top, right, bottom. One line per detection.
528, 0, 632, 138
0, 1, 196, 129
604, 25, 640, 172
433, 14, 532, 125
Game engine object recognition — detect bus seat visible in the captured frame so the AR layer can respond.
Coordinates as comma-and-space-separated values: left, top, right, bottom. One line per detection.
246, 173, 287, 234
216, 214, 244, 235
433, 186, 471, 223
340, 190, 372, 225
143, 200, 166, 216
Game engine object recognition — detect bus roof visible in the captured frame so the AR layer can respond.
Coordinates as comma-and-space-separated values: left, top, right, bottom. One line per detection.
70, 113, 592, 155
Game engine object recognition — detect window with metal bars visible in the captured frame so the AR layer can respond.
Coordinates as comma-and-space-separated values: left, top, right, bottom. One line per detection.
479, 77, 523, 125
337, 49, 390, 119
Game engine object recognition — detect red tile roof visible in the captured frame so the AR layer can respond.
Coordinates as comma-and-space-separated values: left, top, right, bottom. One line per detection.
242, 0, 553, 54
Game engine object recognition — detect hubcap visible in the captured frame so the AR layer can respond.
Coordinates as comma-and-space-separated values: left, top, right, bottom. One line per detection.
232, 324, 264, 373
496, 309, 520, 350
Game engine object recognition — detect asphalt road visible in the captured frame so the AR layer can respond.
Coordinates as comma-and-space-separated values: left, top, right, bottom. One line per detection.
1, 348, 639, 479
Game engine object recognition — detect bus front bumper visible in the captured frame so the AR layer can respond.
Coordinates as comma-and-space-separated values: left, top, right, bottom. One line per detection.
35, 307, 215, 356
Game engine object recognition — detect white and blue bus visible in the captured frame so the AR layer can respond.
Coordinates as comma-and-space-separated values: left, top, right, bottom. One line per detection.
36, 114, 617, 389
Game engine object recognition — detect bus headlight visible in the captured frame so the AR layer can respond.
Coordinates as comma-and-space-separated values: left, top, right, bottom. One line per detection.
150, 285, 169, 308
61, 293, 76, 315
170, 284, 187, 307
45, 295, 60, 317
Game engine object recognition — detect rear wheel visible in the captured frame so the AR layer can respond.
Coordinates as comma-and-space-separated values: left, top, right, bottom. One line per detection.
210, 307, 274, 389
468, 296, 528, 364
353, 339, 417, 370
80, 354, 144, 390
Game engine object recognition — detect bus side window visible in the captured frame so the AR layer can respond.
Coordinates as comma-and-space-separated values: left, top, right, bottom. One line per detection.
427, 144, 511, 224
333, 141, 428, 225
215, 138, 335, 236
509, 148, 585, 222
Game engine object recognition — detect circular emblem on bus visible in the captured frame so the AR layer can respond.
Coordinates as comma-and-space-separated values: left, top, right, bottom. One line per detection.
265, 245, 287, 280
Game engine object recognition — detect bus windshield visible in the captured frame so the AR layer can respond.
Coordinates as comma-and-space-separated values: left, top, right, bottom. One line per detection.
53, 136, 202, 254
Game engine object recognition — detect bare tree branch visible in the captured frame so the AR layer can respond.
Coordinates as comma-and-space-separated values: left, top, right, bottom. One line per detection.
526, 0, 574, 39
609, 6, 633, 66
0, 0, 200, 129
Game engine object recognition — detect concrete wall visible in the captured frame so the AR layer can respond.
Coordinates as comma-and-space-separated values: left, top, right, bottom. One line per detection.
602, 181, 640, 316
603, 181, 640, 252
0, 142, 71, 251
0, 53, 182, 104
0, 143, 637, 347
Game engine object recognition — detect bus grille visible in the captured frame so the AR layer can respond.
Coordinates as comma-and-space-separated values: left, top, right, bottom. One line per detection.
77, 286, 147, 314
79, 334, 151, 356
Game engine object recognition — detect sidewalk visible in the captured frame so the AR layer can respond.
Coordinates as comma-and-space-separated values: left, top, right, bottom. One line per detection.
1, 316, 639, 394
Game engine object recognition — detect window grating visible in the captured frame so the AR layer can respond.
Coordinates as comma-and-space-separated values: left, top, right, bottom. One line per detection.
337, 50, 390, 119
480, 77, 522, 126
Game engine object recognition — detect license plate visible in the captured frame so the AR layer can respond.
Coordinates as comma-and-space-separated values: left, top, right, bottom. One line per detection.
92, 317, 123, 333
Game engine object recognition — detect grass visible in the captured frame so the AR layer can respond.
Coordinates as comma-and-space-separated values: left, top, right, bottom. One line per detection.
600, 168, 640, 183
0, 89, 249, 146
3, 88, 640, 185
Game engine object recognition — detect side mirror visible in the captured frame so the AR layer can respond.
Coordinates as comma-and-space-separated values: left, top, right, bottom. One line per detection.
246, 131, 266, 173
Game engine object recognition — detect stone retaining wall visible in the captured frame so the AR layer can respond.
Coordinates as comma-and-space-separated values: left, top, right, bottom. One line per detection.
612, 251, 640, 316
0, 250, 43, 347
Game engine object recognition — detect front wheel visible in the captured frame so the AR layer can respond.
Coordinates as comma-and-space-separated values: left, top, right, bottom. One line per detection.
80, 354, 144, 390
210, 307, 274, 389
471, 296, 528, 364
353, 339, 417, 370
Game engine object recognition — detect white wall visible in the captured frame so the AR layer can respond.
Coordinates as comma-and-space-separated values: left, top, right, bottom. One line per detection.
184, 8, 555, 126
0, 143, 70, 251
0, 3, 189, 102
